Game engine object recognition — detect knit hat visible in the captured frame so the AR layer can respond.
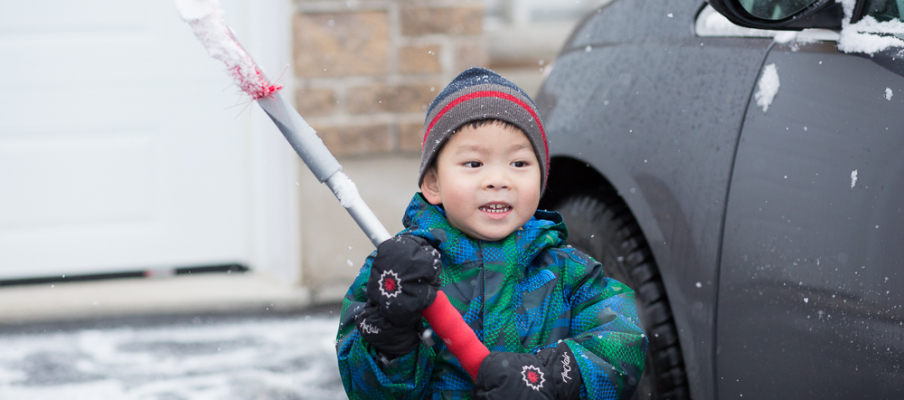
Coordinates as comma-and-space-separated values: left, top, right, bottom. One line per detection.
418, 67, 549, 191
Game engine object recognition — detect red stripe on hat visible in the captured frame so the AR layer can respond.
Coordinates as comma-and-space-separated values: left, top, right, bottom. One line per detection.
423, 91, 549, 170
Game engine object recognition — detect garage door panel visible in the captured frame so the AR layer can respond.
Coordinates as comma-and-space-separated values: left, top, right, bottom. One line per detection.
0, 89, 160, 140
0, 222, 160, 277
1, 1, 149, 34
0, 33, 157, 88
0, 131, 156, 229
0, 1, 253, 280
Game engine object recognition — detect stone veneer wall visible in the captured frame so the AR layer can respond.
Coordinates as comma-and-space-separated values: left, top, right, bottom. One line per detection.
293, 0, 488, 157
292, 0, 487, 300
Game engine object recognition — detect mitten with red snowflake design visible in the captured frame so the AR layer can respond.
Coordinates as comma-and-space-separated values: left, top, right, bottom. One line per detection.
473, 345, 583, 400
366, 235, 442, 327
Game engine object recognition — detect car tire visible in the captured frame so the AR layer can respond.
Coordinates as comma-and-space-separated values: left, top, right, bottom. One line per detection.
552, 194, 690, 400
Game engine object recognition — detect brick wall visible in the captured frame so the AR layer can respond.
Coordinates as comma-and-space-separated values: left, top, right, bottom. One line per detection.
293, 0, 488, 157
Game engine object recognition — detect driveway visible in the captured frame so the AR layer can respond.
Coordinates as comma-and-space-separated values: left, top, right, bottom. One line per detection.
0, 309, 346, 400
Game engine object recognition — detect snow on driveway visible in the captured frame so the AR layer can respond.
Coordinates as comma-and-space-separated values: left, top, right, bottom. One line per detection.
0, 315, 345, 399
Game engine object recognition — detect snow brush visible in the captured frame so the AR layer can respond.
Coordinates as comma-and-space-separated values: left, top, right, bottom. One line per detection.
176, 0, 489, 380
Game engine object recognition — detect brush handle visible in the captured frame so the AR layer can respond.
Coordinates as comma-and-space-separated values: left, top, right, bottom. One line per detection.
257, 94, 391, 245
422, 291, 490, 380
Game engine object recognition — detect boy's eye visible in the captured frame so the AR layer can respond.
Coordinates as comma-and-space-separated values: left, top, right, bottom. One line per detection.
464, 161, 482, 168
511, 161, 529, 167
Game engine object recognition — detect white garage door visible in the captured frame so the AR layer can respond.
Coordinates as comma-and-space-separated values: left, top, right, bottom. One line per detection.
0, 1, 293, 281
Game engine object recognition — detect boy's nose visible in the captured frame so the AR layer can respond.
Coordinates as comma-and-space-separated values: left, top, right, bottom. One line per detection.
483, 167, 510, 190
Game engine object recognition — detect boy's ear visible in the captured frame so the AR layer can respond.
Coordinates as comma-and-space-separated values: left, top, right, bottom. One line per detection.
421, 168, 442, 205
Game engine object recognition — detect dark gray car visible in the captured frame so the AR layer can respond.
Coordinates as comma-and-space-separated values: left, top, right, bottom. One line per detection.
536, 0, 903, 399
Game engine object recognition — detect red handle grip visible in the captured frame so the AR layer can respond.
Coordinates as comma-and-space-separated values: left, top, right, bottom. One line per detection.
421, 290, 490, 381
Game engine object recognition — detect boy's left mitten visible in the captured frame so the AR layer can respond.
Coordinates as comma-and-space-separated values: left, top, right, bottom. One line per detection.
473, 344, 583, 400
366, 235, 442, 327
355, 301, 421, 358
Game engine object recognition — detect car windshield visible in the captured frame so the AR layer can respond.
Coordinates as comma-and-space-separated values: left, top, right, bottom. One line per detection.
864, 0, 904, 22
738, 0, 820, 20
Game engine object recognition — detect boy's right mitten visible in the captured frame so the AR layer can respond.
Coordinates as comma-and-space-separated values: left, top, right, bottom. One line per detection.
472, 352, 556, 400
366, 235, 442, 327
473, 344, 583, 400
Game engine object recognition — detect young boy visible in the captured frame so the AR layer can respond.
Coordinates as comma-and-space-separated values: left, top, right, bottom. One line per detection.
336, 68, 646, 399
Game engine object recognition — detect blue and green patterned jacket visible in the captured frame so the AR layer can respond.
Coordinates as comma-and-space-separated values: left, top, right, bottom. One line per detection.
337, 193, 646, 399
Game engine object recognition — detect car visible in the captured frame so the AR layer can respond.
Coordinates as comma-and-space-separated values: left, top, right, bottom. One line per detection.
535, 0, 904, 398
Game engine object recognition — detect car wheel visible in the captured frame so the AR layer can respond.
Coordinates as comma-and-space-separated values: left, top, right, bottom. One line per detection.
552, 194, 690, 400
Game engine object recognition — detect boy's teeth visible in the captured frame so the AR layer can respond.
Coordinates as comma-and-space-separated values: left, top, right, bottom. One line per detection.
480, 204, 511, 213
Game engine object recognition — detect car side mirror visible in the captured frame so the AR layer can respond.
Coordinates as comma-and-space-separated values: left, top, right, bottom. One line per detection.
706, 0, 845, 30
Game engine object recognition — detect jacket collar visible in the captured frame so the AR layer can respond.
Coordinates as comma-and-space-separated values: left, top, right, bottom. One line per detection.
400, 193, 566, 267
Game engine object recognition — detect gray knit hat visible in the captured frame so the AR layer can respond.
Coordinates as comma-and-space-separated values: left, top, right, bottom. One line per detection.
418, 67, 549, 191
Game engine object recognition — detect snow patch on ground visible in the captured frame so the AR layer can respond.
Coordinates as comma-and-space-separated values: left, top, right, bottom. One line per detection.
836, 0, 904, 55
755, 64, 781, 113
0, 316, 344, 399
851, 169, 858, 188
886, 88, 894, 100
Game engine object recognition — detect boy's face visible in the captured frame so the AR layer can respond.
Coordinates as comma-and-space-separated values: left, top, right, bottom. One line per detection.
421, 123, 541, 242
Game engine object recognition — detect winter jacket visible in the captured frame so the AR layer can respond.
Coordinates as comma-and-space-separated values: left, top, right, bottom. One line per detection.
336, 193, 647, 399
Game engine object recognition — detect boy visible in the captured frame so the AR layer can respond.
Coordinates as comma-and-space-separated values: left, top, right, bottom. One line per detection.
337, 68, 646, 399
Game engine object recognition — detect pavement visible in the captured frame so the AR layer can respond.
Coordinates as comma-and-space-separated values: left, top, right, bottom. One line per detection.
0, 273, 348, 399
0, 308, 345, 399
0, 272, 318, 326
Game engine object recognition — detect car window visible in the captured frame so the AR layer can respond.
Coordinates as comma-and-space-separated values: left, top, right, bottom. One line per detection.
864, 0, 904, 22
739, 0, 821, 20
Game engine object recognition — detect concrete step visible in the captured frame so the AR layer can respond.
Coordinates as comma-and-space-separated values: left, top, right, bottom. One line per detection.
0, 273, 312, 325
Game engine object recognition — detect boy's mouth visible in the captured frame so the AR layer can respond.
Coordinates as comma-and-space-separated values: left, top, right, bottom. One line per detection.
479, 203, 512, 214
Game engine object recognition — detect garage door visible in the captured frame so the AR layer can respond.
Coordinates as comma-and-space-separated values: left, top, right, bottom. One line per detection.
0, 0, 280, 280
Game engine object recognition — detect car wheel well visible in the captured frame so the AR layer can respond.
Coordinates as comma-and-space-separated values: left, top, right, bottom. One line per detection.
542, 156, 691, 400
540, 157, 617, 211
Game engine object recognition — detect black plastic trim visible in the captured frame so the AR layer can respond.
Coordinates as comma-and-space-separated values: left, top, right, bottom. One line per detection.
0, 263, 249, 287
707, 0, 844, 30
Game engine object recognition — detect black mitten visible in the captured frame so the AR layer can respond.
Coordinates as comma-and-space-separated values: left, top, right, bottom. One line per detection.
366, 235, 442, 326
473, 352, 556, 400
536, 343, 583, 400
355, 301, 421, 358
474, 345, 583, 400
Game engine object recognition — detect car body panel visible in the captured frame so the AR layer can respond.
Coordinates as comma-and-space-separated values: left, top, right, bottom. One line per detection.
540, 0, 904, 398
537, 1, 772, 397
717, 40, 904, 398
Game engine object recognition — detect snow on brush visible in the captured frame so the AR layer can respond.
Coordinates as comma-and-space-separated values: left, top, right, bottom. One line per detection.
755, 64, 780, 113
0, 316, 344, 399
176, 0, 281, 99
329, 172, 363, 209
836, 0, 904, 55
